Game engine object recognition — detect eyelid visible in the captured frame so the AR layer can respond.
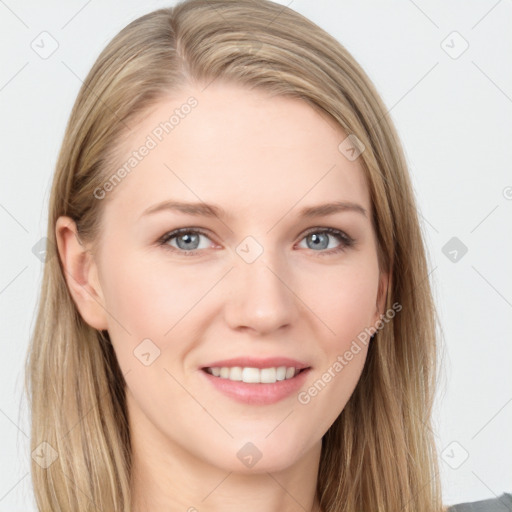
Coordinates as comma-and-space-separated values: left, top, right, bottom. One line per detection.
157, 226, 355, 256
158, 227, 216, 252
301, 225, 353, 243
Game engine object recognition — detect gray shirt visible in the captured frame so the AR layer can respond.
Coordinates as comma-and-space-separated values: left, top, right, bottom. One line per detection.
447, 493, 512, 511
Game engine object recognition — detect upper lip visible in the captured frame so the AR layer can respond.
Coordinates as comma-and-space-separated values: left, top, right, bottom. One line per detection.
201, 357, 311, 370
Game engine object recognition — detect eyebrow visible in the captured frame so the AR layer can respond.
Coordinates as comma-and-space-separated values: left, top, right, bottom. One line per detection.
140, 200, 367, 220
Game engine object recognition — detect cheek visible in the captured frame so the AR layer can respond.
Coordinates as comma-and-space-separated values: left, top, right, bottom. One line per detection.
295, 261, 377, 434
98, 245, 226, 375
100, 240, 379, 374
101, 248, 202, 332
304, 257, 380, 346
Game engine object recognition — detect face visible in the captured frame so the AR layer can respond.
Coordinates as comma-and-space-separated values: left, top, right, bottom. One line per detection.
61, 81, 388, 475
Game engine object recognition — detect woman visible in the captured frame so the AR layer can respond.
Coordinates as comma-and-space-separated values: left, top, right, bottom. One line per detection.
24, 1, 508, 510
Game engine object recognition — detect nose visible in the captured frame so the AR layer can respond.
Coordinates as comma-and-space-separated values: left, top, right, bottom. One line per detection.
223, 249, 299, 336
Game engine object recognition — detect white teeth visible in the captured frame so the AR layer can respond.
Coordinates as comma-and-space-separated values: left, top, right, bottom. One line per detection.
205, 366, 301, 383
259, 367, 276, 384
242, 367, 261, 383
285, 367, 295, 379
276, 366, 287, 381
229, 367, 243, 381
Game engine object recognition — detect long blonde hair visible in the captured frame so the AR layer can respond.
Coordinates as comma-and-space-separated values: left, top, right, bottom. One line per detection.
25, 1, 445, 510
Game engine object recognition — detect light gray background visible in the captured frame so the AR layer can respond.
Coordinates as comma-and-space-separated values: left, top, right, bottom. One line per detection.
1, 1, 511, 510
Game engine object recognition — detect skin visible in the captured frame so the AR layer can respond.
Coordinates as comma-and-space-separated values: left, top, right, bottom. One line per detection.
56, 81, 388, 512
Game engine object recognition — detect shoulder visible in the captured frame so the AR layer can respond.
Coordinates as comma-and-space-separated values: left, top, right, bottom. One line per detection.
446, 493, 512, 511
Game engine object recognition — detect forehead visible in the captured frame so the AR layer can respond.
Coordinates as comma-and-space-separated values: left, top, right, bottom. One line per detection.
104, 82, 370, 224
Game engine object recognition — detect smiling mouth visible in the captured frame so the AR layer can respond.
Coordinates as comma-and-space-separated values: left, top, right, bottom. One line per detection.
202, 366, 309, 384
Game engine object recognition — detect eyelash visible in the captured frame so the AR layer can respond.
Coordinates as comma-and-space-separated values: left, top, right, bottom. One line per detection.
157, 227, 355, 257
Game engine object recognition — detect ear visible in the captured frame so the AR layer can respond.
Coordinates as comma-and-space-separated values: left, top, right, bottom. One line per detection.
371, 270, 390, 327
55, 216, 109, 330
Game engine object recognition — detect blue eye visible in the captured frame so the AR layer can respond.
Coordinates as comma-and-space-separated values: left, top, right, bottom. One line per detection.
299, 227, 355, 255
157, 227, 355, 257
158, 228, 213, 254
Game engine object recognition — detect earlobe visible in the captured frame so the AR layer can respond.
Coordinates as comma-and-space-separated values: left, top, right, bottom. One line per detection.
55, 216, 109, 330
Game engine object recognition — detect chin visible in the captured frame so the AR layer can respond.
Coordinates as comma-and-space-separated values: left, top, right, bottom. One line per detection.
209, 437, 310, 475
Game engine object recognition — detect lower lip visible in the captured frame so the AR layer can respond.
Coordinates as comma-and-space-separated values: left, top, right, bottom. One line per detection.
200, 368, 311, 405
